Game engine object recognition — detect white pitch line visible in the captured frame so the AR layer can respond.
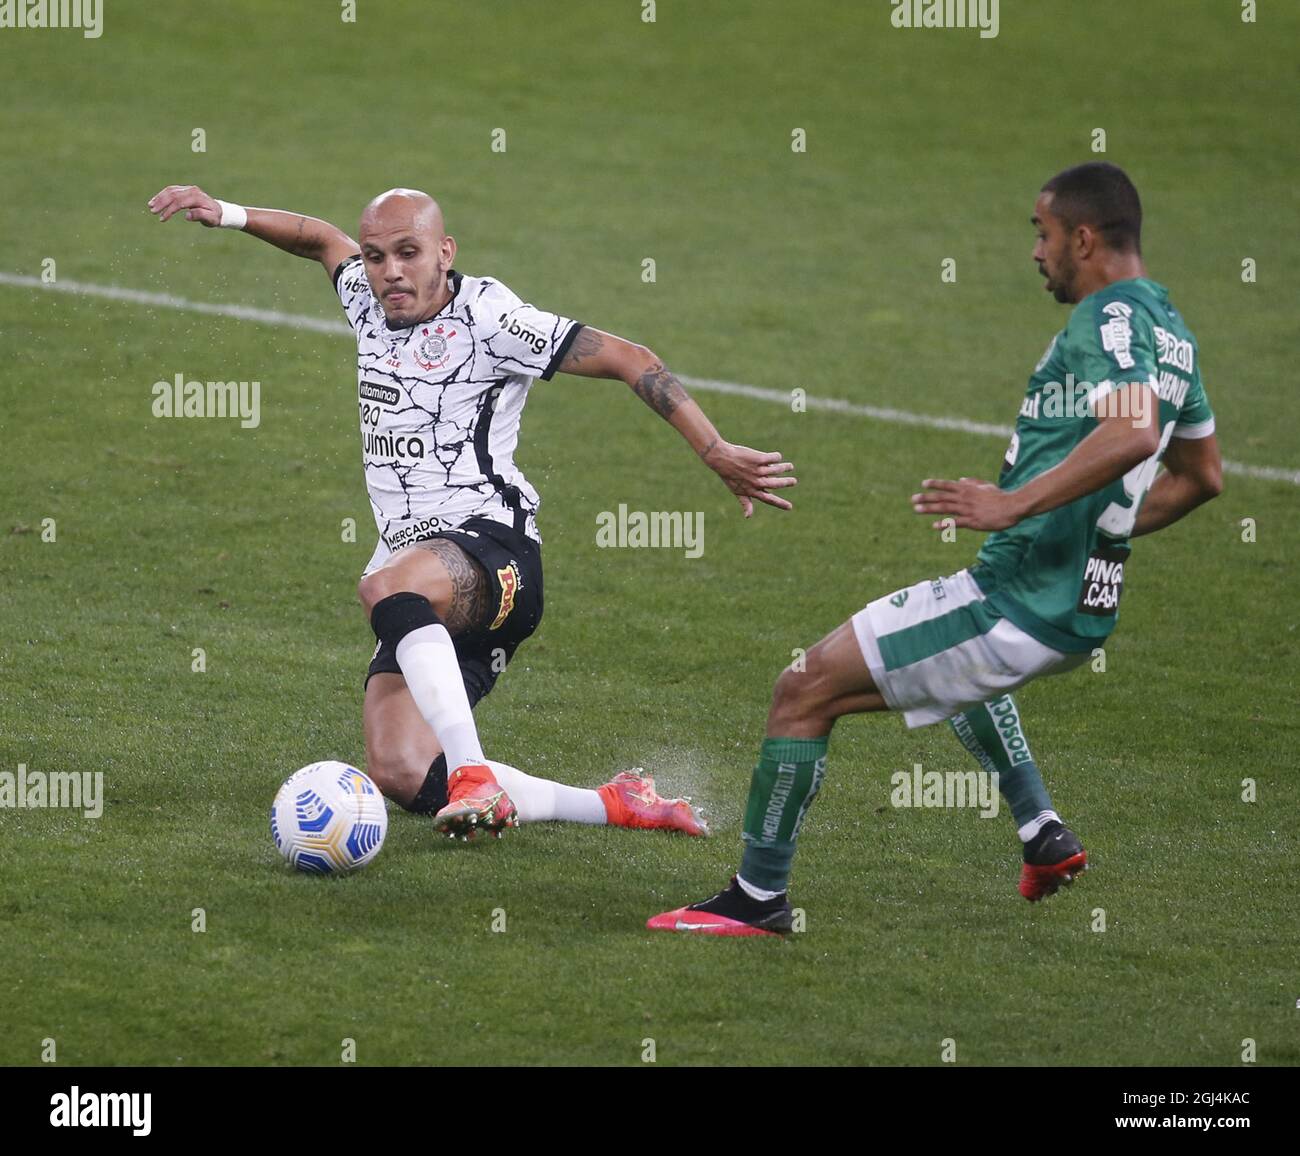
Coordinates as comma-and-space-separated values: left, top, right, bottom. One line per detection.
3, 270, 1296, 487
674, 374, 1014, 438
0, 271, 352, 336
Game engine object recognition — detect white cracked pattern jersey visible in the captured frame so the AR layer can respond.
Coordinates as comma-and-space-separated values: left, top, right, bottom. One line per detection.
334, 257, 582, 553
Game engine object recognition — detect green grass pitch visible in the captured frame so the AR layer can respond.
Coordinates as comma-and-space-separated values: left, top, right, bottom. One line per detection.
1, 0, 1296, 1066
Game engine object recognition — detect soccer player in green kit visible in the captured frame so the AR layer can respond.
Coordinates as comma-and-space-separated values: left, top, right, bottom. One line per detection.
650, 162, 1224, 935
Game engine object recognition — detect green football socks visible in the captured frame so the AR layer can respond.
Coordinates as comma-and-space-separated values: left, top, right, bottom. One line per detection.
738, 736, 829, 893
736, 697, 1053, 895
949, 695, 1055, 838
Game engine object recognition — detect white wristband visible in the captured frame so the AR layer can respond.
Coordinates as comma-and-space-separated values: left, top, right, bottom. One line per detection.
215, 200, 248, 230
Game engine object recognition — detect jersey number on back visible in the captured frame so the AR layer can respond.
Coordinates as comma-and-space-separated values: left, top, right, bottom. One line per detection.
1096, 420, 1175, 539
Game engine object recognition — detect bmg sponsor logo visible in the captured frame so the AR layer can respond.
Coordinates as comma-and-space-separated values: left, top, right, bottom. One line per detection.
498, 313, 548, 356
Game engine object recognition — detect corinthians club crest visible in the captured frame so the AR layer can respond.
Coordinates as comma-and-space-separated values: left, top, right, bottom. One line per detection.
415, 323, 456, 371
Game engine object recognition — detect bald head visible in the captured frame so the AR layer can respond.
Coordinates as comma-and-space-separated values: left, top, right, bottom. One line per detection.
357, 188, 458, 326
359, 187, 445, 243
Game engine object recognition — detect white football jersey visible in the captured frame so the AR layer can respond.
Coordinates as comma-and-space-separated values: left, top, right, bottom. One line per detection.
334, 257, 581, 556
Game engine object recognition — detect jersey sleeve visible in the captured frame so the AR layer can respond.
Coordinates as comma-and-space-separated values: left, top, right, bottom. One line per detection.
480, 282, 583, 381
332, 254, 371, 333
1172, 371, 1216, 439
1071, 291, 1160, 398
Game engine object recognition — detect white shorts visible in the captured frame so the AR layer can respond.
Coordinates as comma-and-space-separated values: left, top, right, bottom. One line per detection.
851, 569, 1089, 728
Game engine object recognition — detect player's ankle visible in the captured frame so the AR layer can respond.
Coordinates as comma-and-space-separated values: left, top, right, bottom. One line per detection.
736, 874, 786, 902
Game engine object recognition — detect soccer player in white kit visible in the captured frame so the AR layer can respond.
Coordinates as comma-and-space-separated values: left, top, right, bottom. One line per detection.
148, 184, 797, 841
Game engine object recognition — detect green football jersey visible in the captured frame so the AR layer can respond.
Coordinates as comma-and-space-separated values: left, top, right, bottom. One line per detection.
971, 277, 1215, 652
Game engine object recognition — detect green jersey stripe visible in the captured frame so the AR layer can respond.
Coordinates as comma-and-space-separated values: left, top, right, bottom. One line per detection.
878, 598, 1002, 671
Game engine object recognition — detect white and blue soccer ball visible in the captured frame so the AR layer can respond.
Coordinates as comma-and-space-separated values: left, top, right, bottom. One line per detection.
271, 761, 388, 874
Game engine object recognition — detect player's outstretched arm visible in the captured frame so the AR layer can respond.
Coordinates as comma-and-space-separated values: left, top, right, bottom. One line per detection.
147, 185, 358, 281
912, 381, 1162, 531
555, 326, 796, 517
1129, 431, 1222, 537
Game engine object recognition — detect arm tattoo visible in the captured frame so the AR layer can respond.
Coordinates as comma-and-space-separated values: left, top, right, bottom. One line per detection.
415, 539, 492, 634
632, 361, 689, 419
288, 215, 315, 258
561, 326, 605, 370
558, 329, 690, 419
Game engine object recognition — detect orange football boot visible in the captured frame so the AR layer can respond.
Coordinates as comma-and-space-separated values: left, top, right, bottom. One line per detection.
433, 763, 518, 841
597, 769, 709, 836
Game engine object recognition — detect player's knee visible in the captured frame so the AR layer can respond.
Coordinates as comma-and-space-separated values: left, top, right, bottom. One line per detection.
357, 567, 407, 617
360, 749, 400, 796
770, 658, 828, 724
769, 663, 821, 717
363, 745, 427, 803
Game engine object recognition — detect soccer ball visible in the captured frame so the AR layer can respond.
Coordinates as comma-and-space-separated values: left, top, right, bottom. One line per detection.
271, 761, 388, 874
